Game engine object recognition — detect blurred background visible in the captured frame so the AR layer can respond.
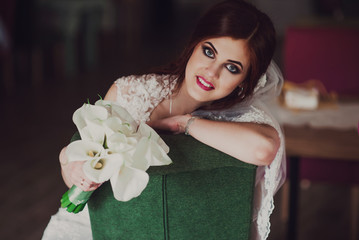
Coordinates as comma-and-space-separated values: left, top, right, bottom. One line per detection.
1, 0, 358, 239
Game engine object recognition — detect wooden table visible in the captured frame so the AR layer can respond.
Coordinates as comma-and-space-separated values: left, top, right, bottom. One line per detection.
285, 125, 359, 161
284, 124, 359, 240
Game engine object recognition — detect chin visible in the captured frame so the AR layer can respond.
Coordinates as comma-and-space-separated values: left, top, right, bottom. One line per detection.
187, 87, 210, 103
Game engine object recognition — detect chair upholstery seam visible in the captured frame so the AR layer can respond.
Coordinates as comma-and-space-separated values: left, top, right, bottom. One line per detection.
162, 174, 169, 240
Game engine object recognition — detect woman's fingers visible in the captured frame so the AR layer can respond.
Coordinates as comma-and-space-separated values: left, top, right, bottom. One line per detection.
68, 161, 101, 191
88, 182, 102, 191
75, 172, 101, 191
76, 175, 101, 191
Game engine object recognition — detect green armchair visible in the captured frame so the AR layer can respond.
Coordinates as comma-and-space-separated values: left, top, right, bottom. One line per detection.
88, 133, 257, 240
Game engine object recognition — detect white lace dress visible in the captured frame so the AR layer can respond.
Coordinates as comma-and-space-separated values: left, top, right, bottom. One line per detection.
42, 72, 285, 240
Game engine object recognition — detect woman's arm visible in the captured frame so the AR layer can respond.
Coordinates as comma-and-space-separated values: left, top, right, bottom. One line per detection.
104, 83, 117, 101
149, 115, 280, 166
188, 118, 280, 166
105, 82, 280, 165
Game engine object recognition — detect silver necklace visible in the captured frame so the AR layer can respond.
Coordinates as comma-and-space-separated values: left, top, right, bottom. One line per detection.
169, 96, 173, 115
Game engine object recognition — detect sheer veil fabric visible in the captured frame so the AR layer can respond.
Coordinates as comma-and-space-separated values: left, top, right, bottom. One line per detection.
194, 61, 286, 240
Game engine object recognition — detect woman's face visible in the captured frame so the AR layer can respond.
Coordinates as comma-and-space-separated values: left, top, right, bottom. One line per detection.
183, 37, 250, 104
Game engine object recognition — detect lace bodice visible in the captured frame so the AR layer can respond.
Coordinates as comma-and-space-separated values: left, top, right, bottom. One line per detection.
114, 74, 176, 123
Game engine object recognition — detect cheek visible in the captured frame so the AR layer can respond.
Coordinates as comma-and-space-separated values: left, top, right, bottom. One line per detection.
185, 58, 199, 80
224, 83, 240, 95
221, 73, 245, 91
184, 63, 191, 82
186, 48, 206, 72
185, 54, 195, 72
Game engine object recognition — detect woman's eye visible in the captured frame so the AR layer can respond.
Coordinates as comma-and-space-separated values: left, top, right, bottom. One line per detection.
225, 64, 239, 74
203, 46, 215, 58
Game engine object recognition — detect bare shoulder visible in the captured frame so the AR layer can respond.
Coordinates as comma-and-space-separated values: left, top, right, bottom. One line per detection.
104, 83, 117, 101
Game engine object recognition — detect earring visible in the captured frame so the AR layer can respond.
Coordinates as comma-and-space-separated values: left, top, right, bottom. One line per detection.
237, 86, 244, 96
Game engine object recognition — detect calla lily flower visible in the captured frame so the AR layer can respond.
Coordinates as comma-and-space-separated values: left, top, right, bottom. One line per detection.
66, 140, 105, 162
95, 100, 137, 132
82, 150, 124, 183
107, 132, 138, 154
132, 136, 172, 170
104, 116, 137, 138
137, 122, 170, 154
73, 103, 108, 145
66, 140, 123, 183
110, 163, 150, 202
61, 100, 173, 213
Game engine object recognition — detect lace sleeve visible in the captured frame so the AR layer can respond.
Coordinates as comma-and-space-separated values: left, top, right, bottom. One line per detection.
114, 74, 176, 122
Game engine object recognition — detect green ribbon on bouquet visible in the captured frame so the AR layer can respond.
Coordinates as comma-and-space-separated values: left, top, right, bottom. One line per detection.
61, 185, 94, 213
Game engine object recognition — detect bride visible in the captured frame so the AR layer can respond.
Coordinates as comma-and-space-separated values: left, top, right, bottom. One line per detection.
42, 0, 286, 239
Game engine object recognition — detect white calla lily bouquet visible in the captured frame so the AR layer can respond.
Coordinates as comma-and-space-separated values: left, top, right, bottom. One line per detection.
61, 100, 172, 213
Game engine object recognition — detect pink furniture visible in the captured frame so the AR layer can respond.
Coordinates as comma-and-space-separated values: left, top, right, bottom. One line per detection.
284, 25, 359, 184
284, 26, 359, 96
283, 26, 359, 240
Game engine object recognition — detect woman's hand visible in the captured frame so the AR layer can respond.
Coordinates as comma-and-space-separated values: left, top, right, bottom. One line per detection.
59, 147, 101, 192
148, 114, 192, 134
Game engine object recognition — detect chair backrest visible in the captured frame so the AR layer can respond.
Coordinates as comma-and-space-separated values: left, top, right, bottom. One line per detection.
88, 133, 257, 239
284, 26, 359, 96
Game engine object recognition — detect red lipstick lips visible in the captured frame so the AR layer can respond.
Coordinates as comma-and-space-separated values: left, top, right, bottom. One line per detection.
196, 76, 214, 91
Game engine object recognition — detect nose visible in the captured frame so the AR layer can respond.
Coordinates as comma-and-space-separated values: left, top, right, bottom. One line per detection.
205, 62, 220, 79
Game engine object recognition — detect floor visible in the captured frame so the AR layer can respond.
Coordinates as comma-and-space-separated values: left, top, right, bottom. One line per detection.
1, 29, 356, 240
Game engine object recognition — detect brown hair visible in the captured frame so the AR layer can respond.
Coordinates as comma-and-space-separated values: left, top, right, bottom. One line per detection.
157, 0, 276, 110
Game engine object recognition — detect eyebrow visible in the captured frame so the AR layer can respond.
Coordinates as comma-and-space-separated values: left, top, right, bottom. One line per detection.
228, 60, 244, 71
205, 41, 218, 54
204, 41, 244, 71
